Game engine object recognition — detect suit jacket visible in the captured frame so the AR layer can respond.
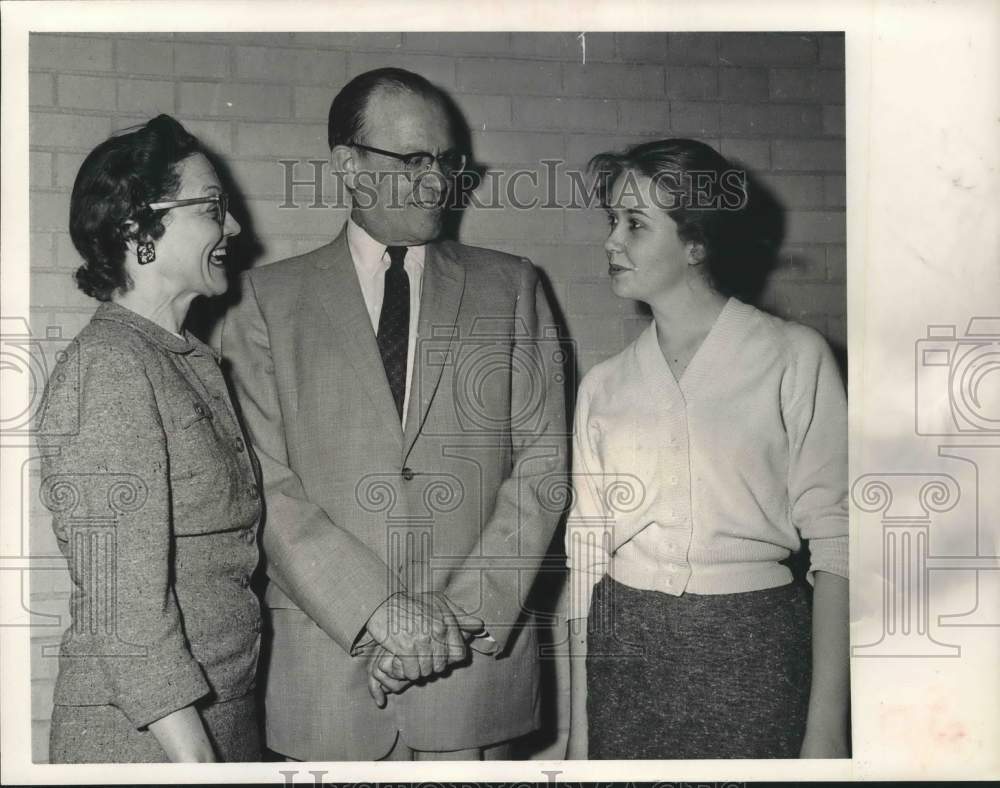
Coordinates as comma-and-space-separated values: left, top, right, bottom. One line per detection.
220, 227, 568, 759
37, 303, 262, 730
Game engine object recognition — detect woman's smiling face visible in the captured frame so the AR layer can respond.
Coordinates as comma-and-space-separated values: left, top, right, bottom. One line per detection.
603, 170, 697, 303
153, 152, 241, 300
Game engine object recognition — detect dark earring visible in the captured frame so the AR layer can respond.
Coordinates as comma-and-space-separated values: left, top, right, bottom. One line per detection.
137, 241, 156, 265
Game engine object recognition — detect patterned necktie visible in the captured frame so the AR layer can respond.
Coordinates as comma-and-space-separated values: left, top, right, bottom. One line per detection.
377, 245, 410, 421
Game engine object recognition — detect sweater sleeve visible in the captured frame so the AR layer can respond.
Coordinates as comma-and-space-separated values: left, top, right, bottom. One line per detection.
784, 329, 849, 581
38, 342, 209, 728
564, 379, 612, 620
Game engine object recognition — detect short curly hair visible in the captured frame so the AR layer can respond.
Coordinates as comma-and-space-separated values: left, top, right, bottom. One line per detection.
589, 138, 768, 300
69, 114, 202, 301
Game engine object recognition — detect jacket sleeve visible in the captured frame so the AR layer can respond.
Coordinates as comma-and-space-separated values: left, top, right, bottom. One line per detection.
38, 342, 209, 729
564, 379, 611, 621
443, 260, 569, 652
785, 330, 849, 582
220, 273, 403, 653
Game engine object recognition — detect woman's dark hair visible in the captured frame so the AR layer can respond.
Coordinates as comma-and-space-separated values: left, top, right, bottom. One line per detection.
589, 138, 775, 300
327, 67, 444, 149
69, 114, 202, 301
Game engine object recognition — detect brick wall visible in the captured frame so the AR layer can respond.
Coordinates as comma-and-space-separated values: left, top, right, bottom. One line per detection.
27, 31, 845, 761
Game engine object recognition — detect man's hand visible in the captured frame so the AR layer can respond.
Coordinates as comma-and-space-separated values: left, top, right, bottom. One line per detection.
366, 645, 411, 708
365, 592, 484, 680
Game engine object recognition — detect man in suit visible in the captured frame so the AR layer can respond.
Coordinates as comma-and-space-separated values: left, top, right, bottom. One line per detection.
221, 68, 567, 760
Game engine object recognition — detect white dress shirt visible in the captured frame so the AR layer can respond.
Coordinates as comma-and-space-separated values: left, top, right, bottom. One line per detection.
347, 217, 425, 430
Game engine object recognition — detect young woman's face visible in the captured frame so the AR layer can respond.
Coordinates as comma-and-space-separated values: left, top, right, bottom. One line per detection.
154, 152, 241, 300
603, 170, 695, 303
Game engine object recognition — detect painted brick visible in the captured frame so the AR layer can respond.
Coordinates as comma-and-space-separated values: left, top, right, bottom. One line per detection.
29, 72, 54, 106
54, 151, 86, 190
31, 640, 62, 682
47, 309, 96, 339
244, 198, 347, 239
827, 315, 847, 349
667, 33, 719, 65
819, 33, 845, 67
665, 66, 718, 99
565, 206, 614, 245
564, 133, 634, 169
349, 53, 456, 89
33, 719, 51, 763
56, 74, 115, 111
762, 281, 844, 320
623, 315, 653, 345
459, 203, 561, 244
457, 59, 560, 95
173, 42, 230, 79
720, 103, 822, 136
235, 122, 327, 158
827, 244, 847, 281
563, 62, 664, 99
514, 96, 616, 131
117, 78, 175, 115
769, 68, 845, 103
617, 33, 668, 62
116, 38, 172, 75
452, 94, 512, 131
229, 158, 296, 199
31, 233, 54, 268
824, 175, 846, 207
564, 314, 624, 353
30, 35, 113, 72
173, 119, 233, 153
184, 32, 292, 47
30, 152, 52, 190
510, 32, 614, 63
719, 33, 818, 66
235, 46, 346, 85
526, 244, 607, 283
291, 32, 402, 50
618, 100, 670, 134
668, 101, 720, 135
719, 138, 771, 170
471, 130, 564, 166
29, 564, 72, 596
29, 192, 70, 232
179, 81, 290, 119
760, 174, 824, 209
823, 104, 845, 137
718, 67, 769, 101
32, 271, 93, 309
785, 210, 846, 244
405, 32, 510, 54
773, 247, 828, 281
772, 139, 844, 172
55, 233, 84, 268
293, 86, 332, 120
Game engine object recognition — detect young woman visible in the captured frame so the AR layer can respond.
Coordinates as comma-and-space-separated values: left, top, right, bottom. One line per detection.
565, 139, 849, 759
37, 115, 262, 762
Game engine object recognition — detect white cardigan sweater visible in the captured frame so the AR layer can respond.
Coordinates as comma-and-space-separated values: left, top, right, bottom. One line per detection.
565, 298, 849, 620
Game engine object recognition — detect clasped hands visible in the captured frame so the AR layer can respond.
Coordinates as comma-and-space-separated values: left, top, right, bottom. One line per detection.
363, 591, 494, 708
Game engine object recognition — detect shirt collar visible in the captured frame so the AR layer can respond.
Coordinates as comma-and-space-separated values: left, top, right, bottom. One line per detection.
91, 301, 216, 357
346, 216, 426, 275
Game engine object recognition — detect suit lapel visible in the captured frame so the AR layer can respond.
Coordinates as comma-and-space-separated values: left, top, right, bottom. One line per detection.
404, 242, 466, 457
309, 228, 404, 449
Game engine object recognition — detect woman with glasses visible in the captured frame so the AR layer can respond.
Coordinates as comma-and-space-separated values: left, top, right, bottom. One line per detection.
36, 114, 262, 762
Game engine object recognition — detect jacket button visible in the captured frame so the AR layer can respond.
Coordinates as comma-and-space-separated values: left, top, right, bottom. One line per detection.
240, 574, 251, 588
249, 486, 260, 500
234, 437, 246, 453
242, 529, 255, 543
401, 467, 415, 481
253, 619, 262, 633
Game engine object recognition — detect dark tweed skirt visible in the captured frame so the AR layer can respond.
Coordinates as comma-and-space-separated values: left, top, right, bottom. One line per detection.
49, 693, 260, 763
586, 575, 811, 759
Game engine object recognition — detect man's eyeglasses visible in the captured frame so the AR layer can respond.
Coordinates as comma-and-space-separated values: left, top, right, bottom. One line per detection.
350, 142, 467, 176
146, 194, 230, 226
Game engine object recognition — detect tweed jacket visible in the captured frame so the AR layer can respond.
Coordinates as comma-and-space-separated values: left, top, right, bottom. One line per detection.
36, 302, 263, 729
220, 227, 568, 759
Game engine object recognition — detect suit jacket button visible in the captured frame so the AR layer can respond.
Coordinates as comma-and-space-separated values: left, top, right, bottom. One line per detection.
234, 437, 246, 452
401, 467, 415, 481
249, 486, 260, 499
